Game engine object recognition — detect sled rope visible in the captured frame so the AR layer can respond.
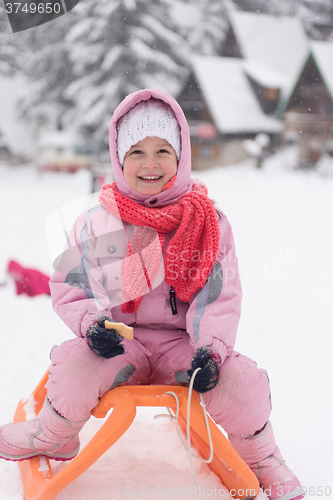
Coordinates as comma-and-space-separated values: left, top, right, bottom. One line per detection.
154, 368, 213, 500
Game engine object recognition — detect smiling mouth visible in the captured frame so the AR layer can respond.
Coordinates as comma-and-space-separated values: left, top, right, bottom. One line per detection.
138, 175, 163, 181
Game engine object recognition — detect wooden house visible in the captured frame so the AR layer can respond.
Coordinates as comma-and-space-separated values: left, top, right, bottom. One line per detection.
222, 11, 309, 115
278, 41, 333, 166
177, 56, 282, 169
177, 10, 310, 169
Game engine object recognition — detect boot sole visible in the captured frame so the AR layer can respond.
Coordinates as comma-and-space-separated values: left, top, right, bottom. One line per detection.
0, 441, 80, 462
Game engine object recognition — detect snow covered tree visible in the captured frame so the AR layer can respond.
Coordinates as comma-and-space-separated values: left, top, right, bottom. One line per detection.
300, 0, 333, 40
230, 0, 333, 40
231, 0, 303, 15
60, 0, 190, 150
174, 0, 228, 55
14, 9, 78, 131
12, 0, 191, 151
0, 4, 26, 75
231, 0, 333, 21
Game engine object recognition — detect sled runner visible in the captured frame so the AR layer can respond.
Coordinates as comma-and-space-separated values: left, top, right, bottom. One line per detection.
14, 369, 260, 500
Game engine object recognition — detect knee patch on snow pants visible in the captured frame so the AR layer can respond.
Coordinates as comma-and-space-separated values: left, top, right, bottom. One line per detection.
46, 337, 150, 421
202, 352, 272, 438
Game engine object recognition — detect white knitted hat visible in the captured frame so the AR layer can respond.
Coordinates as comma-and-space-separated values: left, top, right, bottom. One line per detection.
117, 98, 181, 165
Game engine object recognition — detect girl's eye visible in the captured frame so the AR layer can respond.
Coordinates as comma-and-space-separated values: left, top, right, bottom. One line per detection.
158, 149, 169, 154
131, 149, 143, 155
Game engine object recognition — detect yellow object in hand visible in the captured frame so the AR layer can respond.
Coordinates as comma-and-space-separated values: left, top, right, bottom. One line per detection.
104, 320, 134, 340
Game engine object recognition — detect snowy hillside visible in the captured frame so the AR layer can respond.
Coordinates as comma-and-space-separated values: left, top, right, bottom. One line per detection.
0, 153, 332, 499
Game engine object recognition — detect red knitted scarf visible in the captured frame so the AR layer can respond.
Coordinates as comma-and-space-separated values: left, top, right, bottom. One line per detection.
98, 182, 220, 313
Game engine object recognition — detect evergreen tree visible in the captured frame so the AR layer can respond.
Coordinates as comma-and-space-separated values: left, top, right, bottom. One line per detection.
230, 0, 333, 39
0, 4, 26, 75
231, 0, 302, 15
231, 0, 333, 20
301, 0, 333, 40
177, 0, 228, 55
15, 9, 78, 131
61, 0, 189, 150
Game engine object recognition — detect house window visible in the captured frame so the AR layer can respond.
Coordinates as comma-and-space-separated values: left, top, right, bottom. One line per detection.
265, 88, 279, 101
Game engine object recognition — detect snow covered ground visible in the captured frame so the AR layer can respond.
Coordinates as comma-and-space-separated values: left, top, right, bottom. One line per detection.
0, 151, 332, 499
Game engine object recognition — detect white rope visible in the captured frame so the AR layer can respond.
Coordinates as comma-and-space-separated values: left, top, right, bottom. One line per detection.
154, 368, 214, 500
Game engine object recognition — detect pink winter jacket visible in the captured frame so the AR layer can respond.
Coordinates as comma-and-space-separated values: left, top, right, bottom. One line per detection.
49, 89, 242, 364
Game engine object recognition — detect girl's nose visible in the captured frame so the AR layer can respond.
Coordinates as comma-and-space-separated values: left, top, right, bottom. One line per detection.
143, 156, 158, 168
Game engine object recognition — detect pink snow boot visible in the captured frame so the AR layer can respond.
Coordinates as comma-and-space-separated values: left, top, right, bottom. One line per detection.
229, 421, 304, 500
0, 398, 87, 462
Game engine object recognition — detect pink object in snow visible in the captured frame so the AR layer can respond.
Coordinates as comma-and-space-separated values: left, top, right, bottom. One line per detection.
7, 260, 51, 297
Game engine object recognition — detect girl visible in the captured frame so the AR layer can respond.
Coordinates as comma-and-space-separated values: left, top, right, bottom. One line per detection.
0, 89, 303, 500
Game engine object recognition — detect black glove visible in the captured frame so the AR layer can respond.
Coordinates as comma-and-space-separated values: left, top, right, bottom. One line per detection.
86, 316, 125, 359
187, 346, 221, 393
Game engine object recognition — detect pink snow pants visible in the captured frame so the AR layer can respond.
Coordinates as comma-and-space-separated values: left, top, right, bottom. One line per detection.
46, 328, 271, 438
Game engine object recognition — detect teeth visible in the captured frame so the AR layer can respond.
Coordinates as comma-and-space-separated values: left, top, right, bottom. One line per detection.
140, 176, 161, 180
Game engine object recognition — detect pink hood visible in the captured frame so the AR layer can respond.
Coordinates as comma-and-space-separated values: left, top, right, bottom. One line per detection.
109, 88, 193, 207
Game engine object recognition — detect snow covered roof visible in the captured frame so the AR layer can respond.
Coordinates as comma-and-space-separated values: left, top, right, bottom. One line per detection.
277, 40, 333, 116
243, 60, 287, 89
228, 11, 309, 99
191, 55, 283, 134
311, 41, 333, 101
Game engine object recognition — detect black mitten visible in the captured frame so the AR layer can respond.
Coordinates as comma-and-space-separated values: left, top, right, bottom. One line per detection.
187, 346, 221, 393
86, 316, 125, 359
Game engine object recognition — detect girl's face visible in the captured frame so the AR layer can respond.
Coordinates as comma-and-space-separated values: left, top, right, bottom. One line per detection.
123, 136, 178, 196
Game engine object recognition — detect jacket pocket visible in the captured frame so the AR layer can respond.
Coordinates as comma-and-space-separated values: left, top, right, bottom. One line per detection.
94, 231, 127, 261
93, 232, 127, 306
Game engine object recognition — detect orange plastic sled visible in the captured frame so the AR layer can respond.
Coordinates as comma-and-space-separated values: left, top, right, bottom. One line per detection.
14, 369, 260, 500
